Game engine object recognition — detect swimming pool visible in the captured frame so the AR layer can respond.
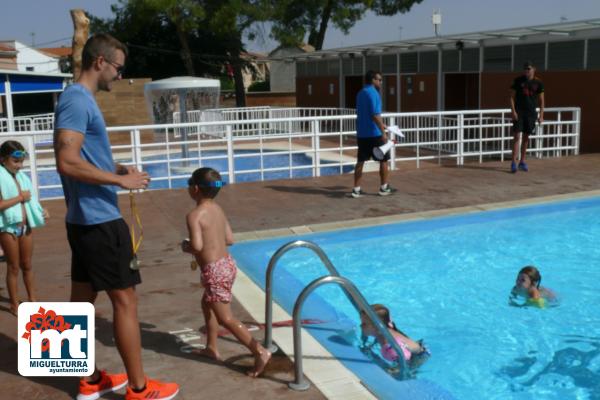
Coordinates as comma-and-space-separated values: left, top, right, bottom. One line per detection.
35, 149, 353, 199
230, 196, 600, 400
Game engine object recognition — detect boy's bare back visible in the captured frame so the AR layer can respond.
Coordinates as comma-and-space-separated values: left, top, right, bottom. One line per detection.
186, 200, 234, 266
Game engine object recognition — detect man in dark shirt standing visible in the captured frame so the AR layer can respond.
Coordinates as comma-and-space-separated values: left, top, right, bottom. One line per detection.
510, 60, 545, 173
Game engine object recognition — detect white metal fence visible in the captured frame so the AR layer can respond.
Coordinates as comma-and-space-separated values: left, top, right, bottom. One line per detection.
0, 113, 54, 144
2, 107, 580, 200
172, 106, 356, 138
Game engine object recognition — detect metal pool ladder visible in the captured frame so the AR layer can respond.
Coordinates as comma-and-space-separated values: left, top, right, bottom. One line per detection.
262, 240, 409, 390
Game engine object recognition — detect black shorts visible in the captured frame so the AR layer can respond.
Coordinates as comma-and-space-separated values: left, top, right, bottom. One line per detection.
513, 114, 537, 136
67, 218, 141, 291
357, 136, 390, 162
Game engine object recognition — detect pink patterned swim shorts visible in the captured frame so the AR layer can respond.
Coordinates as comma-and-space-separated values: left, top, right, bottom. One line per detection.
200, 254, 237, 303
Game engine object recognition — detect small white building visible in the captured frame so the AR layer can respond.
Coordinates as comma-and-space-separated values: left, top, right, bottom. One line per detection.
269, 44, 314, 92
0, 40, 60, 74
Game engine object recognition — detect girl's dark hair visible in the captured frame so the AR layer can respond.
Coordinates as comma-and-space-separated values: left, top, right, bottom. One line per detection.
189, 167, 222, 198
519, 265, 542, 288
0, 140, 25, 158
360, 304, 402, 334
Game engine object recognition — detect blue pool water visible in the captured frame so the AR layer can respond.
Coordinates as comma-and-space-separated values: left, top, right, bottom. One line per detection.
230, 196, 600, 400
36, 150, 353, 199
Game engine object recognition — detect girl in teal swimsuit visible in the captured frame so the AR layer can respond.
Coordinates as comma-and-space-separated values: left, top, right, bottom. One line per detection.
0, 141, 48, 315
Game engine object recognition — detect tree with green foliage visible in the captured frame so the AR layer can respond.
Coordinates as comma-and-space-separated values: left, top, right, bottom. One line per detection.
270, 0, 424, 50
134, 0, 204, 76
89, 0, 272, 106
199, 0, 272, 106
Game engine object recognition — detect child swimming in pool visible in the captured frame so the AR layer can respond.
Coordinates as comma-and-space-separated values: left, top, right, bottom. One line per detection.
360, 304, 429, 364
511, 265, 556, 308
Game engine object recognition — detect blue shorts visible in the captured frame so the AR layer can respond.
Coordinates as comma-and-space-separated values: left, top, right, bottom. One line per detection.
0, 224, 30, 237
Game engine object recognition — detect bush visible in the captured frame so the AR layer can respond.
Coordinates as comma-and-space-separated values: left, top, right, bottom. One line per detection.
248, 80, 270, 92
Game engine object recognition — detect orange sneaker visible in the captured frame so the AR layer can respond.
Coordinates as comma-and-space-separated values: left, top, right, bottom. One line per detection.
77, 370, 128, 400
125, 378, 179, 400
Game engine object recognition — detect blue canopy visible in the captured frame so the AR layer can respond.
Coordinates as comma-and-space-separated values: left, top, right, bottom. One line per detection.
0, 72, 66, 94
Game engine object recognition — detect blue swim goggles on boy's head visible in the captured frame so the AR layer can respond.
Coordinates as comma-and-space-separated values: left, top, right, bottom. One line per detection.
10, 150, 27, 159
187, 178, 227, 188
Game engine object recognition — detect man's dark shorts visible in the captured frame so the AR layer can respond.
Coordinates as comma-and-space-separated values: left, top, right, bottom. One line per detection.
357, 136, 390, 162
67, 218, 141, 291
513, 114, 537, 136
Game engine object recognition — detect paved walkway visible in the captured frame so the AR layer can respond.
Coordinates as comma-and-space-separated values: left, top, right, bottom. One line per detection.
1, 154, 600, 399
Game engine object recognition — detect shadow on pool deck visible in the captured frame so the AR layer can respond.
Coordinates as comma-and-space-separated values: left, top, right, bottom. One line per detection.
2, 154, 600, 399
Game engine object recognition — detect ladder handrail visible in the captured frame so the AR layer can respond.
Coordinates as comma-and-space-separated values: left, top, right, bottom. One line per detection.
264, 240, 343, 352
289, 275, 409, 391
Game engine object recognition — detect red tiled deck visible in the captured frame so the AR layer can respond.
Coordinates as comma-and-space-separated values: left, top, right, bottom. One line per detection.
2, 154, 600, 399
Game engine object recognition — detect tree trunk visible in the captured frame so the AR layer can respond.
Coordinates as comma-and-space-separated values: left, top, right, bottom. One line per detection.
233, 60, 246, 107
70, 9, 89, 81
174, 21, 196, 76
313, 0, 333, 51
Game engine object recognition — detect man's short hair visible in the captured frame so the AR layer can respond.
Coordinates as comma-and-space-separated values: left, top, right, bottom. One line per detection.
365, 70, 381, 84
523, 60, 534, 69
82, 33, 128, 70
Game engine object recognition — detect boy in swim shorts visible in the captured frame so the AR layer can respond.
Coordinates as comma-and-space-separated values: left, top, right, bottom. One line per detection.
181, 167, 271, 377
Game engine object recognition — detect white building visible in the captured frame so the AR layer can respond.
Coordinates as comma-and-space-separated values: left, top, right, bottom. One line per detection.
0, 40, 60, 74
269, 44, 314, 92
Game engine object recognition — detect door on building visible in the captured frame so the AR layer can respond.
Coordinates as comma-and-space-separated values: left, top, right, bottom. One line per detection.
383, 75, 397, 112
344, 76, 363, 108
444, 73, 479, 111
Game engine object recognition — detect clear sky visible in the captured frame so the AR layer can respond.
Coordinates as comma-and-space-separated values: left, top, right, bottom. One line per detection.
1, 0, 599, 52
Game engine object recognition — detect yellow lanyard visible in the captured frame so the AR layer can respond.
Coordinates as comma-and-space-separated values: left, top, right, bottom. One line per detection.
129, 190, 143, 257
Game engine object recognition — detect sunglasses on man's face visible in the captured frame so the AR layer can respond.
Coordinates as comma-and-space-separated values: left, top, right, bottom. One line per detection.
106, 59, 125, 75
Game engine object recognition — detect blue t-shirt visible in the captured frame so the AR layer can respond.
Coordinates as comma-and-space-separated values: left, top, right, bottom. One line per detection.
54, 84, 121, 225
356, 84, 382, 138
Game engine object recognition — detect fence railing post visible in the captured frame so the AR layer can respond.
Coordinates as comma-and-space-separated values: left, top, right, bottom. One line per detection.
389, 117, 396, 171
226, 125, 235, 184
555, 111, 562, 157
574, 108, 581, 155
458, 113, 464, 166
416, 116, 420, 169
312, 120, 321, 177
26, 135, 40, 200
133, 129, 143, 171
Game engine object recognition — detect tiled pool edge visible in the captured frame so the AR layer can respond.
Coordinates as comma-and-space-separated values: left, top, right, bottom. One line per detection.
232, 266, 376, 400
233, 189, 600, 242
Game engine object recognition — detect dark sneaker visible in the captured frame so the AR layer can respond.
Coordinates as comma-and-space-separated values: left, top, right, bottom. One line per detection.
511, 161, 517, 173
518, 162, 528, 172
351, 188, 365, 198
378, 185, 393, 196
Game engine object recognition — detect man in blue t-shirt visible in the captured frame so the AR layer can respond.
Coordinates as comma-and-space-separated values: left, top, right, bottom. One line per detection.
54, 34, 179, 400
352, 70, 392, 198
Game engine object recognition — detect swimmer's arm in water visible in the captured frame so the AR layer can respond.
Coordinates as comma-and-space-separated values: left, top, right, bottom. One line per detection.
528, 287, 541, 299
184, 209, 203, 254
